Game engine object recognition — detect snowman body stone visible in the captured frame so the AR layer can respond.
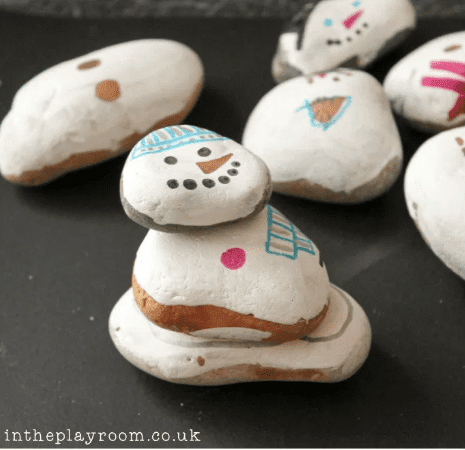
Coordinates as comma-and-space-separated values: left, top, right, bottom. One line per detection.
109, 125, 371, 385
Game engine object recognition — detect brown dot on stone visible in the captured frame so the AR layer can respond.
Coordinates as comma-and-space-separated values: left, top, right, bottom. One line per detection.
78, 59, 101, 70
96, 79, 120, 102
445, 44, 462, 52
462, 148, 465, 156
197, 356, 205, 366
456, 137, 464, 146
333, 77, 340, 81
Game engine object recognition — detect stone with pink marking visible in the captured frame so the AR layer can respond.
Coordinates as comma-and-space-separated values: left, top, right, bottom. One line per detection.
272, 0, 416, 83
384, 31, 465, 133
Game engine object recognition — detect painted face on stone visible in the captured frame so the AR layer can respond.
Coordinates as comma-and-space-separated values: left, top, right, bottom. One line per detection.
297, 1, 368, 52
121, 125, 271, 230
274, 0, 416, 82
298, 0, 373, 60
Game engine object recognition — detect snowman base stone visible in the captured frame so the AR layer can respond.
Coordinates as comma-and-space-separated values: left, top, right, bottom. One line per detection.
110, 285, 370, 385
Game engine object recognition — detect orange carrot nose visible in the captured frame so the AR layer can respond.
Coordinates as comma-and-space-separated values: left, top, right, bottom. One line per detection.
196, 153, 233, 174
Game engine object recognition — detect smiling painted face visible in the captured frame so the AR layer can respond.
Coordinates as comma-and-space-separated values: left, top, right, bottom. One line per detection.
272, 0, 416, 83
121, 125, 272, 231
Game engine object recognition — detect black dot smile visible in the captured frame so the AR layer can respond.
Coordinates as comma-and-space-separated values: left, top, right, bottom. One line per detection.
183, 179, 197, 190
166, 160, 241, 190
202, 179, 215, 188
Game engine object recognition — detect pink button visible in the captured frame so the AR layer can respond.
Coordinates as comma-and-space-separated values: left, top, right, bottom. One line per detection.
221, 248, 246, 270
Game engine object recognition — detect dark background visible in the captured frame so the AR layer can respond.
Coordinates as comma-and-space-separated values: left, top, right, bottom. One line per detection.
1, 8, 465, 448
0, 0, 464, 18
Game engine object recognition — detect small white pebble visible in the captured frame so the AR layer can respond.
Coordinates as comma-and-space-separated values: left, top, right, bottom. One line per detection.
28, 275, 33, 280
180, 403, 184, 407
89, 316, 94, 321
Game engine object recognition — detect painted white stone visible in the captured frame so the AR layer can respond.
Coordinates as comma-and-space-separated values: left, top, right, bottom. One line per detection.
109, 285, 371, 385
132, 206, 329, 328
121, 125, 271, 229
384, 32, 465, 133
405, 127, 465, 279
109, 126, 372, 384
0, 39, 204, 185
272, 0, 416, 83
242, 69, 403, 203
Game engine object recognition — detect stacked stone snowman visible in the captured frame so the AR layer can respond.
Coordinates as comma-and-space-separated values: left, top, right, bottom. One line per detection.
109, 125, 371, 385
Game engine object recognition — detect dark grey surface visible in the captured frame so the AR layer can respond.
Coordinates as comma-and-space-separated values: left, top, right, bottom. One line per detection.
1, 10, 465, 448
0, 0, 464, 18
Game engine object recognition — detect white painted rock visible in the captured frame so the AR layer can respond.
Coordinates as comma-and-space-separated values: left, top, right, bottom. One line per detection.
0, 39, 204, 186
405, 127, 465, 280
120, 125, 272, 231
242, 69, 403, 203
384, 32, 465, 133
110, 125, 372, 385
272, 0, 416, 83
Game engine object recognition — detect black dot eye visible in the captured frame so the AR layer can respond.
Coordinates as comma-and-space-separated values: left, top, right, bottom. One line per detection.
227, 169, 238, 176
167, 179, 179, 189
183, 179, 197, 190
198, 147, 211, 157
363, 22, 368, 27
218, 176, 230, 184
202, 179, 215, 188
231, 161, 240, 167
164, 156, 177, 165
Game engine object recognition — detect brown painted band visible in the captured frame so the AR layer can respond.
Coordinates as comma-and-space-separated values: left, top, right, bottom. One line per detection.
173, 364, 330, 385
132, 273, 329, 343
273, 156, 401, 204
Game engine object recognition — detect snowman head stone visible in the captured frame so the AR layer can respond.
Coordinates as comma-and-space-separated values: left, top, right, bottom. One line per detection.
121, 125, 272, 232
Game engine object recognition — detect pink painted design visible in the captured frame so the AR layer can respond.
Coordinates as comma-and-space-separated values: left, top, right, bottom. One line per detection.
343, 10, 363, 29
421, 60, 465, 120
430, 61, 465, 77
221, 248, 246, 270
317, 73, 327, 78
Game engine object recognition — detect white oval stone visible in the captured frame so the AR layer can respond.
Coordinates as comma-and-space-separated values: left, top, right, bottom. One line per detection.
405, 126, 465, 280
384, 32, 465, 133
242, 69, 403, 203
272, 0, 416, 83
0, 39, 204, 185
132, 205, 330, 329
121, 126, 272, 230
